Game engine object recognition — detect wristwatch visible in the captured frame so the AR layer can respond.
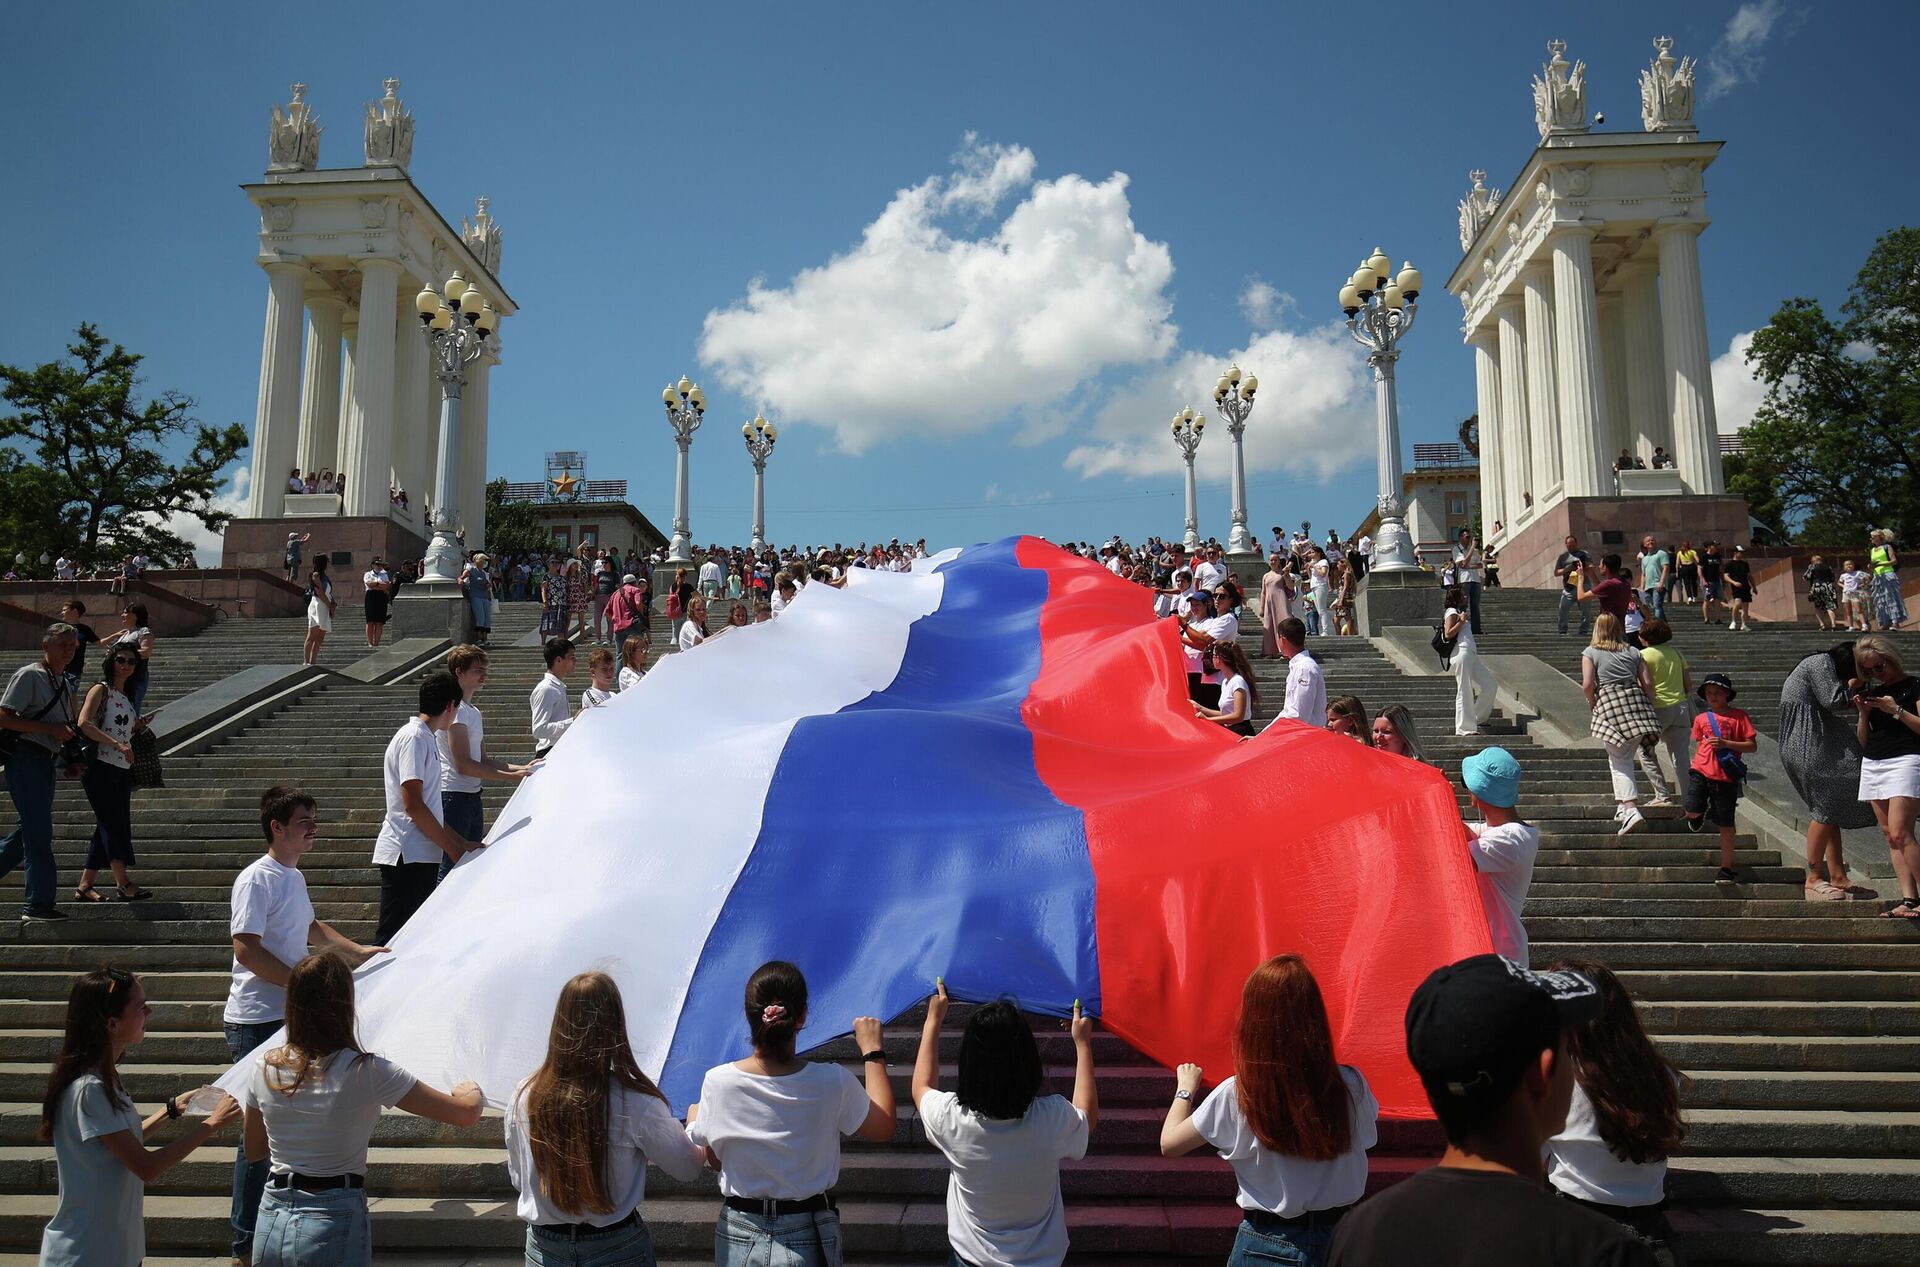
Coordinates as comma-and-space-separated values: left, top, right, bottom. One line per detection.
861, 1050, 887, 1064
1174, 1088, 1194, 1102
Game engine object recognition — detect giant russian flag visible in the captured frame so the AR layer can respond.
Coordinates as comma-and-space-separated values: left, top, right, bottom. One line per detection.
273, 537, 1492, 1119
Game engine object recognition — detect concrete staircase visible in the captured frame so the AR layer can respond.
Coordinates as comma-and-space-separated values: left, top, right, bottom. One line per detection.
0, 591, 1915, 1264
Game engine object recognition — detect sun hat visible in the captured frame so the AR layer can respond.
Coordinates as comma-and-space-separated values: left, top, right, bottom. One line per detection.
1461, 745, 1522, 808
1696, 672, 1738, 703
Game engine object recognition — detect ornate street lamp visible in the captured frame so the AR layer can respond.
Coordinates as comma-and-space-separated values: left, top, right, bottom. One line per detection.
1213, 364, 1259, 556
742, 414, 777, 554
662, 375, 706, 564
1339, 247, 1423, 572
1170, 406, 1206, 552
412, 271, 497, 584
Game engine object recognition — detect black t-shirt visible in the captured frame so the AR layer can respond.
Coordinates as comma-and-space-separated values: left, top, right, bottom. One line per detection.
1555, 551, 1590, 591
1864, 676, 1920, 762
1725, 559, 1752, 592
1329, 1168, 1655, 1267
595, 567, 618, 598
1699, 553, 1723, 583
1807, 563, 1835, 585
68, 623, 98, 683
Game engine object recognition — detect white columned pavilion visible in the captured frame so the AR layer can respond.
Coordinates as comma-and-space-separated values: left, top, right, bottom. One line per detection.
1447, 37, 1735, 586
294, 295, 345, 480
246, 262, 309, 518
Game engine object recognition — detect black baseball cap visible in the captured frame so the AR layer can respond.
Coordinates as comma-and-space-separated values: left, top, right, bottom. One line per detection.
1406, 955, 1601, 1107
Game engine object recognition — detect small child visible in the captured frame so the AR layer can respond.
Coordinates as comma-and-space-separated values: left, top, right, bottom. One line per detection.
1841, 559, 1868, 631
1686, 673, 1758, 883
581, 647, 617, 710
1623, 592, 1646, 648
1462, 746, 1541, 965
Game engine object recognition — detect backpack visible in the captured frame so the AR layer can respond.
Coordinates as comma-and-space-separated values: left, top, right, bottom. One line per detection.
666, 592, 683, 621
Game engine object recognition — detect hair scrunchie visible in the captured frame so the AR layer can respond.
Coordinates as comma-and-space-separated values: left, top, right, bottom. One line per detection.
761, 1003, 788, 1026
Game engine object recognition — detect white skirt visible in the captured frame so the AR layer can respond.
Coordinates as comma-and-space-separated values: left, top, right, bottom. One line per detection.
307, 597, 332, 632
1860, 753, 1920, 801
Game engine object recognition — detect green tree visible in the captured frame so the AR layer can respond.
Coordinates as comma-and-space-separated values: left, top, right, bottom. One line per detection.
1737, 226, 1920, 545
484, 478, 554, 561
0, 324, 247, 568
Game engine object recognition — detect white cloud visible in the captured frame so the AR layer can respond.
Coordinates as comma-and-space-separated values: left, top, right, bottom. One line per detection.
148, 464, 249, 564
982, 482, 999, 501
1710, 330, 1765, 434
1238, 278, 1294, 330
1703, 0, 1787, 103
1064, 324, 1376, 483
698, 137, 1177, 454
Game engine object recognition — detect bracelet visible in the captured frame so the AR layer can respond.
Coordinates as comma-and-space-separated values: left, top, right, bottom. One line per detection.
164, 1096, 182, 1121
861, 1050, 887, 1064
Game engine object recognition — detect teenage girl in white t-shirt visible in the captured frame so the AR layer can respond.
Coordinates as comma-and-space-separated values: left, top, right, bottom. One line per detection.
1195, 641, 1260, 738
242, 954, 484, 1267
508, 972, 706, 1266
911, 982, 1097, 1267
1545, 958, 1687, 1262
687, 961, 896, 1267
1159, 956, 1378, 1267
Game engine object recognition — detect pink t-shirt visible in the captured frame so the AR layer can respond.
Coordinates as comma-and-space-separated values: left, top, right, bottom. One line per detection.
1690, 708, 1755, 781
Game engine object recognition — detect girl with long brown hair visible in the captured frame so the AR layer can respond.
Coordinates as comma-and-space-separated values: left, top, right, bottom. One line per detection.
1195, 641, 1260, 736
507, 972, 706, 1266
242, 953, 483, 1267
40, 967, 239, 1265
1546, 959, 1689, 1265
1159, 955, 1378, 1267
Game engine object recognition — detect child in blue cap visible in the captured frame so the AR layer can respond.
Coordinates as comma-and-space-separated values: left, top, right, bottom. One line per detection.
1462, 746, 1540, 966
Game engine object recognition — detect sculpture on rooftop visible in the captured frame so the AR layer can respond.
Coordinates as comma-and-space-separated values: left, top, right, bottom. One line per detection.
1639, 36, 1698, 133
363, 78, 414, 171
1532, 39, 1589, 140
1457, 170, 1503, 252
267, 83, 322, 173
463, 196, 504, 275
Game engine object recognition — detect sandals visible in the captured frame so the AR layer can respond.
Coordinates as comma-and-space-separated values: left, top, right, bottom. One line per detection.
1880, 901, 1920, 920
115, 884, 153, 902
73, 885, 105, 904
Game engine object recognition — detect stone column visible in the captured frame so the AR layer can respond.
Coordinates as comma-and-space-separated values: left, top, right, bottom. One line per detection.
294, 295, 345, 481
339, 258, 401, 518
1655, 224, 1723, 495
334, 318, 357, 493
1520, 265, 1562, 505
1548, 226, 1612, 499
391, 303, 429, 522
461, 350, 494, 550
1597, 291, 1633, 467
1494, 299, 1531, 521
1619, 259, 1672, 464
245, 262, 310, 518
1468, 327, 1507, 536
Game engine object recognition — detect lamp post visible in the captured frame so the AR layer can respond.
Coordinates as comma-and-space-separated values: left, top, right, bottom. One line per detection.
1213, 364, 1260, 556
742, 414, 777, 554
1170, 406, 1206, 552
662, 375, 706, 564
1339, 247, 1424, 572
412, 271, 497, 584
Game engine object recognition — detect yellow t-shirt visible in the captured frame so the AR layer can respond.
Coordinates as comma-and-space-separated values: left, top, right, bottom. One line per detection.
1641, 644, 1689, 709
1872, 544, 1896, 576
1676, 548, 1698, 571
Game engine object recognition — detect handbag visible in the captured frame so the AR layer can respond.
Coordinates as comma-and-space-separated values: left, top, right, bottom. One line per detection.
1431, 623, 1458, 666
129, 729, 164, 790
1706, 710, 1747, 782
0, 671, 68, 770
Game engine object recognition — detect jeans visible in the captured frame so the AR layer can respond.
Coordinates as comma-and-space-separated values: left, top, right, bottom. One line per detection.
128, 664, 149, 714
1227, 1215, 1338, 1267
0, 744, 59, 913
1558, 589, 1591, 635
469, 590, 493, 633
255, 1185, 371, 1267
81, 760, 135, 868
715, 1206, 842, 1267
1464, 580, 1483, 634
1642, 587, 1666, 620
226, 1020, 283, 1257
526, 1217, 658, 1267
439, 791, 485, 881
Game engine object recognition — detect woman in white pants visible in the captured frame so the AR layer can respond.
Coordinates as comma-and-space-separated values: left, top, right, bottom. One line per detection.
1445, 586, 1496, 736
1581, 614, 1668, 836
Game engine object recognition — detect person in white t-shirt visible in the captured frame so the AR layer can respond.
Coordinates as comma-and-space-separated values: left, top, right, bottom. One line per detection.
508, 972, 708, 1264
1196, 641, 1259, 737
1444, 585, 1497, 737
582, 647, 618, 709
911, 982, 1095, 1267
372, 672, 481, 948
242, 954, 483, 1267
437, 646, 529, 882
678, 597, 709, 653
1181, 588, 1240, 709
771, 572, 798, 616
1461, 746, 1540, 965
224, 786, 389, 1263
1161, 955, 1378, 1264
1545, 960, 1687, 1261
686, 961, 896, 1266
618, 634, 649, 692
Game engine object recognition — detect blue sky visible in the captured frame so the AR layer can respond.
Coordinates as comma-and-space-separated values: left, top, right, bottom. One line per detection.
3, 2, 1912, 555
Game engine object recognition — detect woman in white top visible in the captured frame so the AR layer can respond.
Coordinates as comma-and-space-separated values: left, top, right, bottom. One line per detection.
40, 968, 240, 1267
911, 982, 1096, 1267
618, 635, 648, 692
1308, 549, 1334, 637
1161, 956, 1378, 1267
74, 645, 153, 903
1546, 959, 1687, 1265
112, 603, 155, 713
305, 557, 336, 667
1444, 584, 1497, 736
687, 960, 896, 1267
1195, 641, 1259, 738
243, 954, 483, 1267
508, 972, 706, 1267
362, 562, 394, 649
678, 597, 709, 653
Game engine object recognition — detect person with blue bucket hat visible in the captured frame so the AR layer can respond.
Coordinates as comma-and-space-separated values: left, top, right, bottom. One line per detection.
1462, 747, 1540, 967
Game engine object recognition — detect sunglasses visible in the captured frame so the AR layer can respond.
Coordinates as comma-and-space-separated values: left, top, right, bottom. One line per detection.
110, 655, 138, 666
104, 967, 133, 994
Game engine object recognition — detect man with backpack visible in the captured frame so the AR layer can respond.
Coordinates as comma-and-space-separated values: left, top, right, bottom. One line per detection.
0, 625, 82, 921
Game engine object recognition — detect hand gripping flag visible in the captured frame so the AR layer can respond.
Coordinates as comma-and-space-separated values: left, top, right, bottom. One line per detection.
224, 537, 1492, 1118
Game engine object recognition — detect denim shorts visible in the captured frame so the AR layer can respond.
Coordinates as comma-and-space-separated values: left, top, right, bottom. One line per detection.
1227, 1215, 1337, 1267
525, 1215, 657, 1267
714, 1205, 842, 1267
254, 1185, 371, 1267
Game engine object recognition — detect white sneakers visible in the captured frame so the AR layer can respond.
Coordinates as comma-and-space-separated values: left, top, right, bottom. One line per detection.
1617, 807, 1647, 835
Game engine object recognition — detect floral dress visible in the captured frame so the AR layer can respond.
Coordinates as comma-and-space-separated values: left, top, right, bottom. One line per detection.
541, 565, 570, 637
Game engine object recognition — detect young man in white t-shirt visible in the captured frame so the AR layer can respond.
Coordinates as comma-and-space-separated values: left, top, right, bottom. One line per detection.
373, 672, 480, 947
1460, 746, 1540, 966
437, 645, 529, 881
224, 785, 388, 1264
